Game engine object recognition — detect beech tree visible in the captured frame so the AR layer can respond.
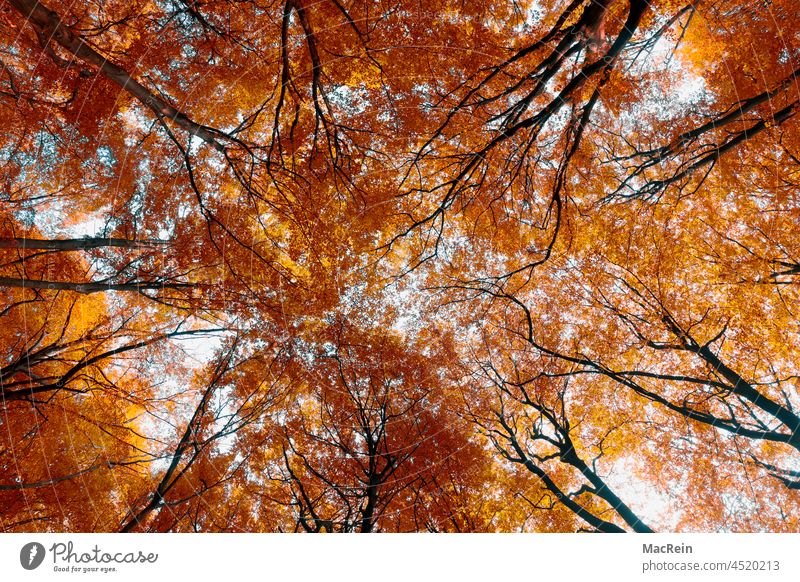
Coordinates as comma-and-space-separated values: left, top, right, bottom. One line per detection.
1, 0, 799, 532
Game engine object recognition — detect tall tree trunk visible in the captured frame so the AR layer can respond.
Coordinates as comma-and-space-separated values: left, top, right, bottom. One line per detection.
7, 0, 227, 152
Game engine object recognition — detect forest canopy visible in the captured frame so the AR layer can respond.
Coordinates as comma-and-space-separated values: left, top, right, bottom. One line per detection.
0, 0, 798, 532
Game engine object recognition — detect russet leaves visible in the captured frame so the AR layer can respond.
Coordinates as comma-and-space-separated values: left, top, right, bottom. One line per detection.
0, 0, 798, 532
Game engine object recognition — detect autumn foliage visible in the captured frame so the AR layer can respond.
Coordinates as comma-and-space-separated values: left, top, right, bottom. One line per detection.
0, 0, 799, 532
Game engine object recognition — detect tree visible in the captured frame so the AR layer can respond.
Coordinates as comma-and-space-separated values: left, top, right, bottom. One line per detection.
1, 0, 799, 533
270, 321, 490, 532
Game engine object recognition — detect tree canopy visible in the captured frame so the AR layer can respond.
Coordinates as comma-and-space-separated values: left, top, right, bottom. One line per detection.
0, 0, 798, 532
